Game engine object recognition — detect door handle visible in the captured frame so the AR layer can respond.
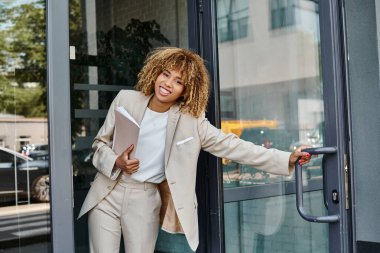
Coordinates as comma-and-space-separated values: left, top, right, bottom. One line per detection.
295, 147, 340, 223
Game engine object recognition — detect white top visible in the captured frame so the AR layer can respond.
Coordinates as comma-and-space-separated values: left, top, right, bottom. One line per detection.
122, 108, 168, 183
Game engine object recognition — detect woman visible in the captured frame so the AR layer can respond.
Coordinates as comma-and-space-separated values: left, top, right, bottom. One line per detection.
78, 47, 311, 253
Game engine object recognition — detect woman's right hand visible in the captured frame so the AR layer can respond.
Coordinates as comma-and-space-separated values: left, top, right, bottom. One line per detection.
114, 144, 140, 174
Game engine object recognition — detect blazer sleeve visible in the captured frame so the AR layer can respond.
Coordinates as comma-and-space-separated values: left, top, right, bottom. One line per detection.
197, 113, 292, 175
91, 91, 123, 180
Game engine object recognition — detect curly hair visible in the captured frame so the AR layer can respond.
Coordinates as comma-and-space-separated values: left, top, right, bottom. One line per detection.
135, 47, 210, 118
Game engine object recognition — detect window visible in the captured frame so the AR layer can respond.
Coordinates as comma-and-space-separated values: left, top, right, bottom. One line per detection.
217, 0, 249, 42
270, 0, 296, 29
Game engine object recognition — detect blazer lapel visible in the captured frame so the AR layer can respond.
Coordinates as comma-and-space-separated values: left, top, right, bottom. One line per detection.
132, 93, 153, 125
165, 104, 181, 167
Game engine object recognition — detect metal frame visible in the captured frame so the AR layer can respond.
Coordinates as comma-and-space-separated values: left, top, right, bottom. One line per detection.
47, 1, 75, 252
188, 1, 225, 252
195, 1, 226, 253
319, 0, 351, 252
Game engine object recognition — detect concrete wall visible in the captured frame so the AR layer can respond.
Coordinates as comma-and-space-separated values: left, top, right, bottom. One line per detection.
0, 117, 48, 151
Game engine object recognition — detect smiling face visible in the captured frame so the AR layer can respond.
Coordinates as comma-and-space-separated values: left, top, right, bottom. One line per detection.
149, 69, 185, 112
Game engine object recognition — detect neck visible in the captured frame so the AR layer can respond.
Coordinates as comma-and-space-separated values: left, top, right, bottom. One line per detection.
148, 97, 172, 113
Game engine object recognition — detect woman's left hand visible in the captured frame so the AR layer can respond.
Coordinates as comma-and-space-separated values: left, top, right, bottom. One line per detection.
289, 145, 312, 168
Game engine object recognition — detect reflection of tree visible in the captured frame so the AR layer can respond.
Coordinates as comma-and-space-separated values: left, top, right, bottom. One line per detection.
0, 84, 45, 116
71, 19, 170, 89
0, 8, 6, 67
0, 0, 46, 117
70, 18, 170, 139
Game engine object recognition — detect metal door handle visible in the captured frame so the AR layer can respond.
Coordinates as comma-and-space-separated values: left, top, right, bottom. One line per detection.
295, 147, 340, 223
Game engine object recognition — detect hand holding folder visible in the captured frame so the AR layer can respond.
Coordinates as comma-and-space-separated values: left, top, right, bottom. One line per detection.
112, 106, 140, 159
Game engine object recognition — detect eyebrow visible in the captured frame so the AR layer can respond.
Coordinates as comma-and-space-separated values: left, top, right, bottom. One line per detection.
165, 70, 182, 80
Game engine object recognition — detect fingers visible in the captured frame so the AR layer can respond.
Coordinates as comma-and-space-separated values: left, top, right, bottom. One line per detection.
123, 158, 140, 174
123, 144, 134, 156
299, 153, 311, 165
293, 145, 312, 165
126, 158, 139, 165
119, 145, 139, 174
288, 145, 312, 166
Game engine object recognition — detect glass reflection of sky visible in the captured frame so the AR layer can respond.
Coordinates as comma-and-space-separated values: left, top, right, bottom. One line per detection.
0, 0, 36, 7
0, 0, 42, 29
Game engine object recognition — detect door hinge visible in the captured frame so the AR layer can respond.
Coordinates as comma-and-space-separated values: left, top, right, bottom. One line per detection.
344, 154, 350, 210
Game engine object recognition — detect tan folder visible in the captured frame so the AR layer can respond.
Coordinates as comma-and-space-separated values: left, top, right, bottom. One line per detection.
112, 106, 140, 159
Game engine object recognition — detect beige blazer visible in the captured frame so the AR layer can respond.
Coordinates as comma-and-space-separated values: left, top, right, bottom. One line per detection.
78, 90, 291, 251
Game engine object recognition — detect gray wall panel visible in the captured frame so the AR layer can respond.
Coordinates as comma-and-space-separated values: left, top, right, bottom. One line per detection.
345, 0, 380, 244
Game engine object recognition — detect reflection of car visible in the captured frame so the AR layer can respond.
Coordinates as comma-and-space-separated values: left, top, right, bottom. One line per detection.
240, 128, 299, 183
223, 128, 299, 186
20, 143, 48, 157
18, 151, 50, 202
0, 147, 49, 206
241, 128, 299, 151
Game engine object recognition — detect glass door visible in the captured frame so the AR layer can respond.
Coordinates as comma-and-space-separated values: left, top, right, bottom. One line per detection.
216, 0, 349, 252
68, 0, 196, 252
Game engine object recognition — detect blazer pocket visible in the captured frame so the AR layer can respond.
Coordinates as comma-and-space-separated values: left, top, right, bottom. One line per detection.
176, 137, 194, 147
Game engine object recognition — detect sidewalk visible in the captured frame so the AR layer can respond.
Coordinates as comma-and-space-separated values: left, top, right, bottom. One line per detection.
0, 203, 50, 217
0, 203, 50, 251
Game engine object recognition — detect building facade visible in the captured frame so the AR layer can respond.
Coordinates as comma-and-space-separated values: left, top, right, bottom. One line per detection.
0, 0, 379, 252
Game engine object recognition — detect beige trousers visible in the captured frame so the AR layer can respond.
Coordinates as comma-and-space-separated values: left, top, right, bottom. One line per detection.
88, 178, 161, 253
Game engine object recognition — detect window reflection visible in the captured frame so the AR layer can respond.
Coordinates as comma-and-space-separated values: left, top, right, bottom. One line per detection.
270, 0, 296, 29
0, 0, 50, 252
218, 0, 323, 186
217, 0, 249, 42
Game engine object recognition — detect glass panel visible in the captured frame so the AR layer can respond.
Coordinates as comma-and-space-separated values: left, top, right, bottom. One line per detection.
217, 0, 322, 188
216, 0, 328, 252
69, 1, 190, 252
0, 0, 50, 252
224, 192, 328, 253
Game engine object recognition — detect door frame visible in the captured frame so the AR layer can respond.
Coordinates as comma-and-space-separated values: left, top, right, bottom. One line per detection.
199, 0, 353, 252
319, 0, 352, 252
47, 1, 75, 253
190, 0, 225, 253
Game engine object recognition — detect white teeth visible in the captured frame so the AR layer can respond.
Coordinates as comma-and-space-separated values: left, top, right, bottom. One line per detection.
159, 86, 171, 95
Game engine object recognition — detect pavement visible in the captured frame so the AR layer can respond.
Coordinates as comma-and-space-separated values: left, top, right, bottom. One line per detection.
0, 203, 50, 250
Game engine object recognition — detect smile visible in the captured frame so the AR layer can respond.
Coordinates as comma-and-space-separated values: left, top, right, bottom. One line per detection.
159, 86, 171, 96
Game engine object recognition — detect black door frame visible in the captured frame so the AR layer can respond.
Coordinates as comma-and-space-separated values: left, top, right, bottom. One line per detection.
188, 0, 225, 253
319, 0, 352, 252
